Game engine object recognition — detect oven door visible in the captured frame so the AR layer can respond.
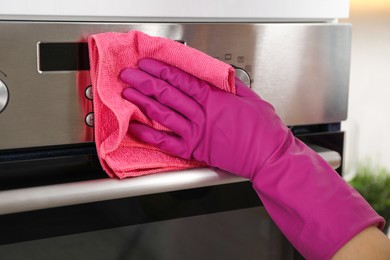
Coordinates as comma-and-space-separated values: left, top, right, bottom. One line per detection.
0, 21, 349, 259
0, 131, 342, 260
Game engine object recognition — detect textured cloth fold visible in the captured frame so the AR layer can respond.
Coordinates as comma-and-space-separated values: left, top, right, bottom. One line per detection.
88, 30, 235, 178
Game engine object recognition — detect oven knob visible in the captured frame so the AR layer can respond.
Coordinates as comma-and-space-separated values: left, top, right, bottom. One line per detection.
0, 79, 9, 113
85, 112, 94, 127
234, 68, 251, 87
85, 85, 93, 100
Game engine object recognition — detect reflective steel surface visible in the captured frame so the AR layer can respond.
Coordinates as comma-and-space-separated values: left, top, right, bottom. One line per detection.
0, 22, 351, 149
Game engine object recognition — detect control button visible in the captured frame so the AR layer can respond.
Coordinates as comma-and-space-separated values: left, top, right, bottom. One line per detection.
85, 112, 94, 127
0, 79, 9, 113
234, 67, 251, 87
85, 85, 93, 100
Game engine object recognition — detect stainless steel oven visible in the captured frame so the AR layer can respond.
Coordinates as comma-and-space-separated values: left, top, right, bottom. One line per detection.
0, 21, 350, 259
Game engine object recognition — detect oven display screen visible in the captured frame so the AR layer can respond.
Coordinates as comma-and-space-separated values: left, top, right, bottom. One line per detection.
38, 43, 90, 72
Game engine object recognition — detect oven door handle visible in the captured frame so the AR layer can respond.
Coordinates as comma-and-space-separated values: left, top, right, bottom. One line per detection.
0, 146, 341, 215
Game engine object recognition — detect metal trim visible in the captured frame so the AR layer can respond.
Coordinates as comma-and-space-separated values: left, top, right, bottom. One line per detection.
0, 147, 341, 215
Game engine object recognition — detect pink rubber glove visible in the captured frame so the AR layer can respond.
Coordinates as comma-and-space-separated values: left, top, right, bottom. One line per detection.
121, 58, 384, 259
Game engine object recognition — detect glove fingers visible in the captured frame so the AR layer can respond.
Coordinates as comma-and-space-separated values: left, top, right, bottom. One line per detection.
137, 58, 210, 103
129, 122, 192, 159
123, 87, 191, 137
120, 68, 200, 119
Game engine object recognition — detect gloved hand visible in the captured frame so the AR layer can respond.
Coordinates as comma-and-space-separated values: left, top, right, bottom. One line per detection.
121, 58, 384, 259
121, 59, 284, 179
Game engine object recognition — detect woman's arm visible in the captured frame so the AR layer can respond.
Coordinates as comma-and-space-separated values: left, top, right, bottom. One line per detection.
332, 226, 390, 259
120, 59, 386, 259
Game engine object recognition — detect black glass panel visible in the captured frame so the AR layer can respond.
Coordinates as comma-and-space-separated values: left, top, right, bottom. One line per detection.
38, 43, 90, 71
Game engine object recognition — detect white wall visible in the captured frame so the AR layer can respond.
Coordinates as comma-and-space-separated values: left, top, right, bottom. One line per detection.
342, 14, 390, 178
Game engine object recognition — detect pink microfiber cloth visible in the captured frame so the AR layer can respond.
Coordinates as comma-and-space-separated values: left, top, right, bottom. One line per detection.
88, 30, 236, 179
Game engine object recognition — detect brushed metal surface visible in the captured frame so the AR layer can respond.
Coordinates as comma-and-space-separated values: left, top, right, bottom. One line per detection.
0, 22, 351, 150
0, 146, 340, 215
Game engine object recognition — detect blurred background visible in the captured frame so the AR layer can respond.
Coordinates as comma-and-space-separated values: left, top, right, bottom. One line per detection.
341, 0, 390, 236
342, 0, 390, 179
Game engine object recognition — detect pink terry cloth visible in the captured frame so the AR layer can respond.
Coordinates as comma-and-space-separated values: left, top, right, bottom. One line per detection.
88, 30, 236, 178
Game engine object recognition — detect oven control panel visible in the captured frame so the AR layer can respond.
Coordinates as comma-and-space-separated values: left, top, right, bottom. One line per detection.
0, 79, 8, 113
0, 22, 351, 150
234, 67, 251, 87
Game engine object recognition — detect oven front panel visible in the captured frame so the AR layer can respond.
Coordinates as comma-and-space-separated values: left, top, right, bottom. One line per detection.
0, 22, 350, 150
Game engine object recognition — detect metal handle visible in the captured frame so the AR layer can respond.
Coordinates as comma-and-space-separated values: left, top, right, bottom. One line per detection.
0, 168, 246, 215
0, 147, 341, 215
309, 144, 342, 169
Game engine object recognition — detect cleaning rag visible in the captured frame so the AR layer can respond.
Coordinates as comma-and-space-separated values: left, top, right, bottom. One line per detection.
88, 30, 236, 178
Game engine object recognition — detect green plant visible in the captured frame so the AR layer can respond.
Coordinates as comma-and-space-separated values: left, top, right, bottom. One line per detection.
349, 163, 390, 231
